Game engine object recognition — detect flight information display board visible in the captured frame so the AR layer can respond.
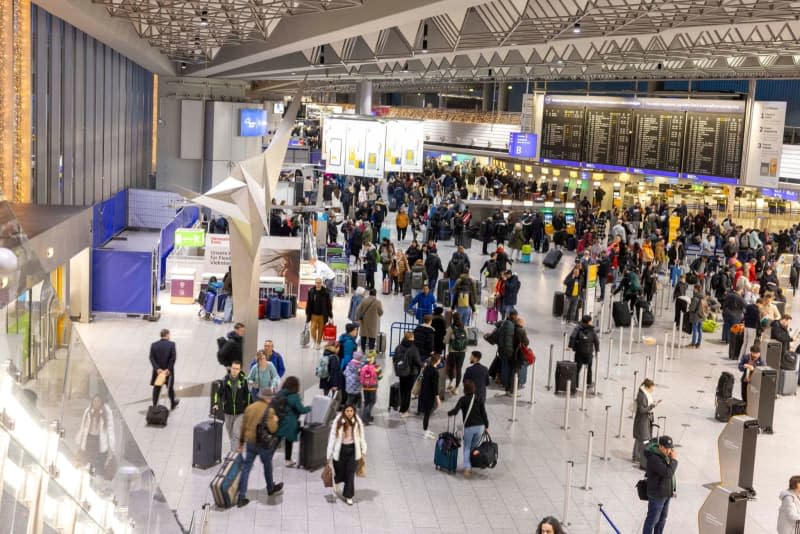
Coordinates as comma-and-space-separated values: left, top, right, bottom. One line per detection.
683, 112, 745, 179
630, 110, 685, 174
583, 109, 632, 169
540, 106, 585, 163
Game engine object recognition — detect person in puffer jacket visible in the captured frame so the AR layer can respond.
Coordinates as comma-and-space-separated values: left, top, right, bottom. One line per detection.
343, 352, 365, 408
348, 287, 365, 322
777, 475, 800, 534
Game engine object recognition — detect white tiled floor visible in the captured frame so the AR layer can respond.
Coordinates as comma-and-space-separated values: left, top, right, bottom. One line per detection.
75, 223, 800, 533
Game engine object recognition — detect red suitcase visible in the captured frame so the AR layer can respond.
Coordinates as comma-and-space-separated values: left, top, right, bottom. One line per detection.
258, 299, 267, 319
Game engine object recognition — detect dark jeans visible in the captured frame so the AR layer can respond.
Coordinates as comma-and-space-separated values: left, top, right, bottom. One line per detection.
397, 227, 407, 241
152, 373, 176, 406
239, 442, 276, 499
360, 336, 376, 353
576, 358, 594, 387
333, 443, 357, 499
447, 351, 466, 387
284, 439, 295, 461
346, 392, 362, 408
422, 408, 433, 431
362, 390, 376, 422
642, 496, 670, 534
564, 296, 580, 322
399, 375, 415, 413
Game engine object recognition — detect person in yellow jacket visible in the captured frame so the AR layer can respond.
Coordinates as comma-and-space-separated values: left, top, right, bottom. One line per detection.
396, 207, 410, 242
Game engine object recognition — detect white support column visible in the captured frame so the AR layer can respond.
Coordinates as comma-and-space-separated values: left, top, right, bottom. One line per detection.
356, 79, 373, 115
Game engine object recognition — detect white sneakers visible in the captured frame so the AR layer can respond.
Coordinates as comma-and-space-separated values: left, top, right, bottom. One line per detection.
399, 412, 412, 418
285, 460, 297, 468
424, 430, 436, 439
346, 498, 354, 506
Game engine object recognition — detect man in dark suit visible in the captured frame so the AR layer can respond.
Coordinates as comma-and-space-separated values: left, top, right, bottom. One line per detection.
150, 329, 179, 410
463, 350, 490, 403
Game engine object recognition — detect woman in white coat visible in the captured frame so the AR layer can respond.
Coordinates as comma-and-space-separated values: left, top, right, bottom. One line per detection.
326, 403, 367, 506
778, 475, 800, 534
75, 395, 116, 476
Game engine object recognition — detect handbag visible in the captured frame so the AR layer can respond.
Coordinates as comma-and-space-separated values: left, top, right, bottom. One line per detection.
636, 479, 648, 501
321, 463, 333, 488
356, 457, 366, 477
518, 344, 535, 365
411, 366, 425, 397
154, 370, 168, 387
730, 323, 744, 335
469, 431, 498, 469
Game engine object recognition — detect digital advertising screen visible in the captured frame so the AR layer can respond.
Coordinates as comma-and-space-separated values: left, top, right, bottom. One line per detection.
239, 109, 268, 137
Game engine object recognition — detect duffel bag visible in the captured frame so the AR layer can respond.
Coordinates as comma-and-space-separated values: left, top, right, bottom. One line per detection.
470, 431, 498, 469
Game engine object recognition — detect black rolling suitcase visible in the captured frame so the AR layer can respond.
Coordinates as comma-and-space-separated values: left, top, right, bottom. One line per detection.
555, 361, 578, 395
388, 382, 401, 411
543, 249, 563, 269
299, 423, 330, 470
676, 296, 692, 334
403, 271, 413, 295
715, 397, 746, 422
552, 291, 565, 317
612, 301, 631, 327
729, 331, 744, 360
193, 419, 223, 468
437, 278, 450, 305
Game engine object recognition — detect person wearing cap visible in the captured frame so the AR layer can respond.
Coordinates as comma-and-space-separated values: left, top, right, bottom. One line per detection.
642, 435, 678, 534
236, 389, 284, 507
568, 315, 600, 391
738, 344, 765, 404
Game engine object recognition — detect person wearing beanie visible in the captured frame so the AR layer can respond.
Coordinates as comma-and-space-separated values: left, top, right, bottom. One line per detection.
343, 352, 365, 408
338, 324, 359, 371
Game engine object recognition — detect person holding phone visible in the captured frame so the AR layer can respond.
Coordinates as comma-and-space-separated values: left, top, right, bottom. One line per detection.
633, 378, 660, 464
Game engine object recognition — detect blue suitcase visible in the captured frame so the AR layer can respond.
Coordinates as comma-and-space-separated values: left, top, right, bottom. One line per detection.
216, 293, 228, 312
268, 297, 281, 321
379, 226, 391, 241
521, 253, 531, 263
280, 299, 291, 319
434, 434, 459, 473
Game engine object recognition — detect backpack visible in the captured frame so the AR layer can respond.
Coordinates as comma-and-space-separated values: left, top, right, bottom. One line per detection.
716, 372, 734, 400
739, 233, 749, 249
359, 363, 378, 389
711, 272, 724, 291
216, 337, 229, 366
450, 326, 468, 352
255, 400, 281, 449
315, 352, 331, 379
263, 393, 288, 436
628, 273, 641, 293
393, 346, 412, 377
457, 291, 470, 308
573, 328, 594, 355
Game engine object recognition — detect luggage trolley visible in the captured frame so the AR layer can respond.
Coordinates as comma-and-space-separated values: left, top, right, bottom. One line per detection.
389, 321, 418, 357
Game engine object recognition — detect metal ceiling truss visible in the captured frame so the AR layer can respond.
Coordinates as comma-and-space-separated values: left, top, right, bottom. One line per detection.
220, 0, 800, 85
92, 0, 364, 63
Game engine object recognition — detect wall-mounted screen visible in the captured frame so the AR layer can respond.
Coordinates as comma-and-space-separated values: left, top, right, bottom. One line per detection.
239, 109, 268, 137
273, 102, 285, 114
508, 132, 538, 158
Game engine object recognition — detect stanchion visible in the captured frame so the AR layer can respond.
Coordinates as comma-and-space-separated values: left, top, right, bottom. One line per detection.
627, 321, 635, 354
658, 415, 667, 436
583, 430, 595, 490
644, 356, 651, 381
592, 350, 601, 397
528, 361, 536, 409
562, 461, 574, 527
616, 386, 627, 438
579, 370, 588, 412
637, 308, 644, 343
598, 298, 605, 337
653, 346, 660, 382
562, 331, 568, 360
676, 311, 685, 360
670, 320, 677, 360
545, 345, 554, 391
631, 370, 639, 405
605, 338, 613, 379
509, 372, 519, 422
617, 327, 625, 365
602, 405, 611, 460
662, 333, 670, 371
562, 379, 572, 430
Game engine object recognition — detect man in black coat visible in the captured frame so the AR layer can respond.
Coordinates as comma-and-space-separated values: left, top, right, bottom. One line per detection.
568, 315, 600, 389
218, 323, 245, 368
642, 436, 678, 534
150, 329, 179, 410
413, 315, 436, 361
306, 278, 333, 349
463, 351, 490, 403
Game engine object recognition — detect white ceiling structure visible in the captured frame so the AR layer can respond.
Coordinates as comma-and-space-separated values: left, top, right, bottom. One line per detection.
92, 0, 800, 90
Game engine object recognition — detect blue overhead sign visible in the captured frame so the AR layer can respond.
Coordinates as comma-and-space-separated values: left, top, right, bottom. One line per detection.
508, 132, 538, 159
239, 109, 268, 137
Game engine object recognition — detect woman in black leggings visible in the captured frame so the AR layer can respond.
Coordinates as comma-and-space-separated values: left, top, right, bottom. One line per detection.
418, 353, 442, 440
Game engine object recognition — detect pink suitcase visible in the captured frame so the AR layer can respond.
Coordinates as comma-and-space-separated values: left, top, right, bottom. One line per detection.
486, 307, 499, 324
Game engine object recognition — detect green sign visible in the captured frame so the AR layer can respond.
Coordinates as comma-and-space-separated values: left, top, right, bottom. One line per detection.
175, 228, 205, 248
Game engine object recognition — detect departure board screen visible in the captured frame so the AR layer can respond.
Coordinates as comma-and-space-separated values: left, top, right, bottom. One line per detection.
683, 112, 745, 178
540, 106, 585, 162
583, 109, 632, 167
630, 110, 685, 173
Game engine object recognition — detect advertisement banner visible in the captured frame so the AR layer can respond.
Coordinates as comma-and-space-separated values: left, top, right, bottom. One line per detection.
363, 120, 387, 178
587, 264, 598, 289
323, 118, 347, 175
668, 215, 681, 243
204, 234, 231, 274
344, 120, 368, 176
743, 101, 786, 188
401, 121, 424, 173
384, 120, 405, 173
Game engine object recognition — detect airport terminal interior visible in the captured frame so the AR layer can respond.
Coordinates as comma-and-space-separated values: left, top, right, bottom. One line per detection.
5, 1, 800, 533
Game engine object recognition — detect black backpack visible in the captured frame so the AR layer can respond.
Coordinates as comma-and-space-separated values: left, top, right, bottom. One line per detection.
716, 372, 735, 400
216, 337, 229, 366
574, 328, 594, 355
393, 345, 412, 377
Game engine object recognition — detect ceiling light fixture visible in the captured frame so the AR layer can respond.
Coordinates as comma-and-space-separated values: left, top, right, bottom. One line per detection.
573, 22, 581, 33
507, 84, 513, 90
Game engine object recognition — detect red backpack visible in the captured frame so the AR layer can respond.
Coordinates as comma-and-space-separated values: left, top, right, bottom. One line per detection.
359, 363, 378, 389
